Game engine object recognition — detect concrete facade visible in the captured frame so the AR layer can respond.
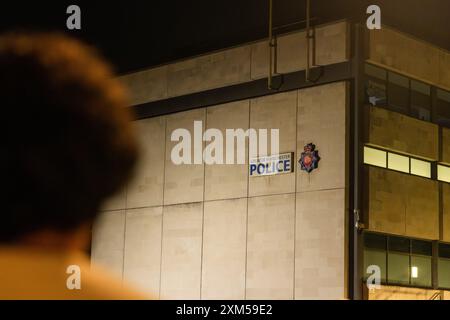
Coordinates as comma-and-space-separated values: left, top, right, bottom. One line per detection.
92, 20, 350, 300
366, 106, 449, 242
363, 25, 450, 300
93, 18, 450, 300
201, 199, 247, 300
123, 207, 162, 296
91, 81, 349, 300
368, 26, 450, 91
117, 21, 349, 106
368, 106, 439, 160
444, 183, 450, 243
368, 167, 439, 240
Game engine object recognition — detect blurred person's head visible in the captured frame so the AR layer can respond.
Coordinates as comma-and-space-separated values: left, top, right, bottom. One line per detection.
0, 33, 138, 248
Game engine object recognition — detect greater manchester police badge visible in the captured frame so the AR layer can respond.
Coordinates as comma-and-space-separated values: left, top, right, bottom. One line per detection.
299, 143, 320, 173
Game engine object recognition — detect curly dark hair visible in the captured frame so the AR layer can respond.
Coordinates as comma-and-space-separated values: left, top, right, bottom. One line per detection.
0, 33, 138, 242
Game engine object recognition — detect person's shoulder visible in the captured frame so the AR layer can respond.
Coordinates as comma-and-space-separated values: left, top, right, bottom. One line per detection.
79, 263, 153, 300
0, 246, 154, 300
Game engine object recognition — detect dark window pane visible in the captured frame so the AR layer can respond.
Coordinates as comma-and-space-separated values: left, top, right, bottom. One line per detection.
366, 79, 387, 106
410, 80, 431, 121
439, 243, 450, 259
437, 89, 450, 127
389, 236, 410, 253
364, 233, 387, 250
364, 249, 387, 282
411, 239, 432, 256
365, 64, 387, 80
388, 253, 410, 285
439, 259, 450, 289
388, 72, 409, 114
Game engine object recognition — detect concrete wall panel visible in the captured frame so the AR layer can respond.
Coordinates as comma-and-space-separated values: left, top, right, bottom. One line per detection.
249, 91, 297, 197
123, 207, 163, 297
295, 189, 346, 300
164, 109, 205, 205
315, 21, 349, 66
251, 21, 349, 80
369, 26, 450, 91
127, 117, 166, 208
246, 194, 295, 300
201, 199, 247, 300
204, 101, 249, 201
405, 176, 439, 240
297, 82, 347, 192
368, 106, 439, 160
167, 46, 251, 97
443, 183, 450, 242
368, 167, 439, 240
91, 211, 126, 278
368, 168, 407, 235
118, 66, 168, 106
160, 203, 203, 299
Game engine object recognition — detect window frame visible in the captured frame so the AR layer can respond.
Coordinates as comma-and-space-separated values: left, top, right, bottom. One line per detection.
363, 145, 434, 181
363, 232, 435, 289
364, 62, 450, 128
437, 163, 450, 183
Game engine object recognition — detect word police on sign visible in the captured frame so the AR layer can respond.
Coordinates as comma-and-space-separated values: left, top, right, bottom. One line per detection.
249, 153, 294, 177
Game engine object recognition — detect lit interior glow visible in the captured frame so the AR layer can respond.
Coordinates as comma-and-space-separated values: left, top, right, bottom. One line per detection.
388, 153, 410, 173
411, 158, 431, 178
438, 165, 450, 183
364, 146, 386, 168
411, 266, 419, 279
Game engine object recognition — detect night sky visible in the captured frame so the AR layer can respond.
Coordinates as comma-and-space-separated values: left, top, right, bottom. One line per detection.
0, 1, 449, 75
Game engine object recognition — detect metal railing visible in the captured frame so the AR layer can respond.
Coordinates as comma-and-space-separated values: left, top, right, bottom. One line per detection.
429, 291, 442, 300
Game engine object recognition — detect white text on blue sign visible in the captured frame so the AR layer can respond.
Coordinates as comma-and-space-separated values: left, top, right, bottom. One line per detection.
249, 153, 294, 177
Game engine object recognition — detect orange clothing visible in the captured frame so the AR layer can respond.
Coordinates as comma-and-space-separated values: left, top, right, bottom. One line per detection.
0, 246, 150, 300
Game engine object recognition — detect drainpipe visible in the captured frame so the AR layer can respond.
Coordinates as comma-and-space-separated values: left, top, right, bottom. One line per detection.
305, 0, 323, 83
268, 0, 275, 90
268, 0, 283, 90
352, 23, 365, 300
305, 0, 311, 82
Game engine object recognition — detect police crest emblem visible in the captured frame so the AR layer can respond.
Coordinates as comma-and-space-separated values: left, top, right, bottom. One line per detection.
299, 143, 320, 173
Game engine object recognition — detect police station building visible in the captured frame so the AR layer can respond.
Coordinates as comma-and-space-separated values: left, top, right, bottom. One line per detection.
91, 19, 450, 300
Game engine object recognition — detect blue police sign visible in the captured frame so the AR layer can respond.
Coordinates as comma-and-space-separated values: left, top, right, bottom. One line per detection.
249, 153, 294, 177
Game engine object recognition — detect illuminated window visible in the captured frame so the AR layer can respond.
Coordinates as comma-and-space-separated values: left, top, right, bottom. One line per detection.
411, 240, 433, 287
364, 146, 434, 180
438, 165, 450, 183
363, 233, 435, 288
364, 146, 386, 168
411, 257, 432, 287
388, 153, 410, 173
411, 158, 432, 178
